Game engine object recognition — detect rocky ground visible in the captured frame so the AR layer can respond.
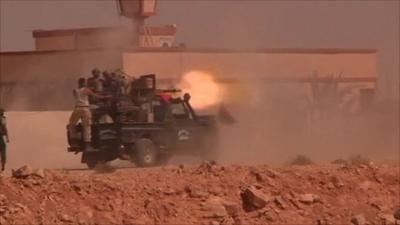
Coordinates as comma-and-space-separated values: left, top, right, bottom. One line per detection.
0, 162, 399, 225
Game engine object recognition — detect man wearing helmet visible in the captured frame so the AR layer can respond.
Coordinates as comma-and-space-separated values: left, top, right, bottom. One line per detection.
87, 68, 102, 92
0, 108, 9, 171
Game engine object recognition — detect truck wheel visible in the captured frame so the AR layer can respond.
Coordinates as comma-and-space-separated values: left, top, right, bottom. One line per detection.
135, 138, 158, 167
82, 152, 98, 169
86, 160, 97, 169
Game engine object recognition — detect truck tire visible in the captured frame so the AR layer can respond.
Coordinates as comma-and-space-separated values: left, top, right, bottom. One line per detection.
135, 138, 158, 167
86, 159, 97, 169
82, 152, 98, 169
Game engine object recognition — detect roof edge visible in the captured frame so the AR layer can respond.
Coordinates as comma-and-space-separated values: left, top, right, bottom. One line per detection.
0, 47, 378, 55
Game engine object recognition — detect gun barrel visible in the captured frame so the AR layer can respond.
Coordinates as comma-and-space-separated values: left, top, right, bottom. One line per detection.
157, 89, 182, 93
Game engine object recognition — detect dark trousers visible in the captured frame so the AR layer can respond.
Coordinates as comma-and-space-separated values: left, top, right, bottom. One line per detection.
0, 136, 6, 170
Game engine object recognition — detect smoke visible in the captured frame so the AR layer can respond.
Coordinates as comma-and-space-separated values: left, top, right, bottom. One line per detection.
215, 79, 399, 165
6, 111, 85, 169
3, 84, 398, 170
168, 69, 398, 166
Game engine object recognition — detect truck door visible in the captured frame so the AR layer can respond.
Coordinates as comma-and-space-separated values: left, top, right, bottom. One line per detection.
170, 101, 202, 151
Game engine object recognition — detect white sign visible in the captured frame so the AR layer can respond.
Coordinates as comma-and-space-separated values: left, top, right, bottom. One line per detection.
178, 129, 190, 140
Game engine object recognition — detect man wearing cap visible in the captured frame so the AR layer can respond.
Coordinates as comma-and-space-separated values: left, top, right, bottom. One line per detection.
0, 108, 9, 171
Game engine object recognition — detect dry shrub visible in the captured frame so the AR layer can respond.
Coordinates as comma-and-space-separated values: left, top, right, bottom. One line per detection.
288, 154, 314, 166
348, 154, 371, 166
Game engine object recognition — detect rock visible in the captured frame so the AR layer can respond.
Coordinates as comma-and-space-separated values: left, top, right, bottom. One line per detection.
14, 203, 27, 211
78, 206, 94, 219
121, 218, 137, 225
191, 190, 209, 198
202, 196, 238, 218
30, 180, 39, 185
209, 186, 226, 197
378, 214, 396, 225
250, 171, 265, 182
241, 187, 271, 210
331, 176, 344, 188
316, 217, 330, 225
59, 213, 73, 222
102, 212, 118, 224
265, 168, 279, 178
12, 165, 33, 178
250, 168, 279, 181
359, 181, 371, 191
32, 169, 45, 178
369, 199, 384, 211
257, 208, 274, 221
163, 188, 176, 195
222, 200, 239, 216
233, 217, 244, 225
0, 216, 7, 225
394, 209, 400, 220
197, 161, 217, 173
298, 194, 319, 204
203, 203, 227, 218
274, 196, 287, 209
351, 214, 367, 225
210, 220, 220, 225
0, 194, 7, 204
289, 198, 301, 209
185, 185, 209, 198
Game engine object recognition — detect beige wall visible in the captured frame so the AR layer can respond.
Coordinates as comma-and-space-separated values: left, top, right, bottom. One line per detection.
1, 50, 122, 82
34, 27, 142, 51
76, 30, 137, 50
35, 35, 75, 51
0, 49, 122, 110
123, 51, 377, 111
123, 52, 377, 79
0, 49, 377, 110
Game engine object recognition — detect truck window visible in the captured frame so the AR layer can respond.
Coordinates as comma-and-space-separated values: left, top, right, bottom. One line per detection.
170, 102, 189, 119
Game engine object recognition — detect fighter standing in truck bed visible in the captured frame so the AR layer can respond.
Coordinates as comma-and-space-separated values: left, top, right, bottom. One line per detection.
68, 78, 110, 152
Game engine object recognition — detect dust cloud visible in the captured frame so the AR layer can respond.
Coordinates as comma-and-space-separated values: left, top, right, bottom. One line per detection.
215, 79, 399, 165
6, 111, 84, 169
4, 80, 398, 170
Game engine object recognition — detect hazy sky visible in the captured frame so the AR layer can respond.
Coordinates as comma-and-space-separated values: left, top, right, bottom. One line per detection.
0, 0, 398, 97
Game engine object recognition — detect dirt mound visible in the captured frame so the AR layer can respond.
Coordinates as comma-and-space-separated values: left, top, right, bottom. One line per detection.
0, 163, 399, 225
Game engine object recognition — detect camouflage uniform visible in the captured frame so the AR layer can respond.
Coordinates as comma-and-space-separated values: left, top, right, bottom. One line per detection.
0, 112, 8, 171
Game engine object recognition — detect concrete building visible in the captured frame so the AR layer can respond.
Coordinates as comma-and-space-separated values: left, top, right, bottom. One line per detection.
139, 25, 177, 47
32, 27, 139, 51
